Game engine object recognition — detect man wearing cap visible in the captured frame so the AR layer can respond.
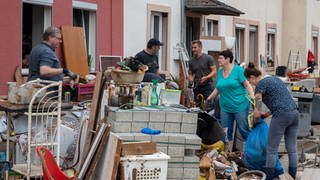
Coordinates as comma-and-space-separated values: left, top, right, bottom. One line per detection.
135, 38, 165, 82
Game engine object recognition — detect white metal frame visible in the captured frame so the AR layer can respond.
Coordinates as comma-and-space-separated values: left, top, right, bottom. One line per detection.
11, 80, 62, 179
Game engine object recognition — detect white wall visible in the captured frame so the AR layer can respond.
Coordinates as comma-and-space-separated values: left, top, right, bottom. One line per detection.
124, 0, 182, 77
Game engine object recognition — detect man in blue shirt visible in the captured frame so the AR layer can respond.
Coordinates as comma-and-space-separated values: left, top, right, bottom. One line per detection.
28, 26, 75, 82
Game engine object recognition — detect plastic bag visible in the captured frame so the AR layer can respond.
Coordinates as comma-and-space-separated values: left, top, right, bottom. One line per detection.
244, 118, 284, 177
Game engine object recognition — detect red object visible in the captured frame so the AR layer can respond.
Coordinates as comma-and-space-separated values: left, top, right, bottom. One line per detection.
77, 83, 95, 101
308, 50, 315, 63
36, 146, 76, 180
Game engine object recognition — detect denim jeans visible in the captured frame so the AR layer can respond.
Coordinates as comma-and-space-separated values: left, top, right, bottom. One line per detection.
266, 110, 299, 169
220, 105, 250, 141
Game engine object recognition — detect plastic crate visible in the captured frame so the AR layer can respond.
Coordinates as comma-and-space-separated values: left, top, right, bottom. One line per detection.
159, 89, 181, 105
76, 83, 95, 101
120, 152, 170, 180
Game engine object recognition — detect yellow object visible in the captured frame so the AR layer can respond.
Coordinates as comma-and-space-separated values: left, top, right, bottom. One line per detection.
201, 140, 225, 155
198, 176, 206, 180
292, 85, 300, 91
246, 94, 256, 129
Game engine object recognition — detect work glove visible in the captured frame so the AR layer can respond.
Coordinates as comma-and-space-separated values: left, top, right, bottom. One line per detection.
63, 68, 77, 80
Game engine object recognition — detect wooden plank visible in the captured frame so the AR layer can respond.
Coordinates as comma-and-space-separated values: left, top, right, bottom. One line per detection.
14, 66, 24, 86
94, 132, 122, 180
61, 26, 89, 78
84, 124, 112, 179
80, 71, 105, 167
78, 123, 108, 179
121, 142, 157, 156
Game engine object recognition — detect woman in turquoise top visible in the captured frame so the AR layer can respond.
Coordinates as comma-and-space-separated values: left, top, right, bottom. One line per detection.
207, 50, 254, 152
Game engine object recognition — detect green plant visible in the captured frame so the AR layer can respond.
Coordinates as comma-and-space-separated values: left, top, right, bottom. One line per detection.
170, 74, 181, 89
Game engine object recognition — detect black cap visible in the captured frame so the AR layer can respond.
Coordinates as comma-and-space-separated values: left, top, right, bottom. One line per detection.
147, 38, 163, 48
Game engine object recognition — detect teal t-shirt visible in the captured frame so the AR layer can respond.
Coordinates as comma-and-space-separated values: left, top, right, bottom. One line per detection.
216, 65, 249, 113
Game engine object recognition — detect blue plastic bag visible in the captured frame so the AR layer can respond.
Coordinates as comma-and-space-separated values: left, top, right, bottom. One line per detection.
244, 118, 284, 177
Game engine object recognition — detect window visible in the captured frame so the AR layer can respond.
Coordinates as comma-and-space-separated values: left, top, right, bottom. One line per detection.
73, 9, 96, 72
235, 24, 245, 64
150, 11, 168, 71
249, 26, 258, 65
312, 31, 318, 65
22, 2, 52, 70
207, 20, 218, 36
267, 28, 276, 68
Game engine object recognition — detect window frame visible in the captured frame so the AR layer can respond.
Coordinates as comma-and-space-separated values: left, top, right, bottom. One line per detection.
265, 24, 277, 70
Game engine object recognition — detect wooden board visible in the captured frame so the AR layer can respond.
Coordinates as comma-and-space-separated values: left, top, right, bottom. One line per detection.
121, 142, 157, 156
84, 124, 112, 179
61, 26, 89, 78
80, 71, 105, 167
94, 132, 122, 180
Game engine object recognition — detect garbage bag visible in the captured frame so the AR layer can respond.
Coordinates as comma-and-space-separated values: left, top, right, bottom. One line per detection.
244, 118, 284, 177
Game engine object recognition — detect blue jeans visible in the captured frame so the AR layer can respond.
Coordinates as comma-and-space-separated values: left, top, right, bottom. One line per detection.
220, 105, 250, 141
266, 110, 299, 169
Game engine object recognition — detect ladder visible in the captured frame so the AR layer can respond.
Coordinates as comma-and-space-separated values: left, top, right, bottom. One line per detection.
287, 50, 302, 71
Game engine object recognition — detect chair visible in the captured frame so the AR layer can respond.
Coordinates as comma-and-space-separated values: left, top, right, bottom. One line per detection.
36, 146, 76, 180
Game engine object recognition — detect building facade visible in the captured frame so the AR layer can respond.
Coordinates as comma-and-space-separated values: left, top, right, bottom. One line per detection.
0, 0, 124, 95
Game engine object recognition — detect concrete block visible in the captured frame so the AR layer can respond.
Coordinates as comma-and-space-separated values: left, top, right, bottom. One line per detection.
181, 123, 197, 134
132, 111, 150, 122
151, 134, 168, 143
166, 112, 182, 123
184, 156, 199, 168
149, 111, 166, 122
156, 146, 168, 154
168, 162, 183, 168
133, 133, 152, 142
168, 134, 185, 144
115, 133, 135, 141
131, 122, 148, 133
111, 122, 131, 133
168, 157, 183, 163
164, 122, 181, 133
148, 122, 165, 132
183, 168, 199, 179
107, 110, 133, 122
185, 134, 202, 145
167, 168, 183, 179
168, 145, 185, 157
182, 112, 198, 124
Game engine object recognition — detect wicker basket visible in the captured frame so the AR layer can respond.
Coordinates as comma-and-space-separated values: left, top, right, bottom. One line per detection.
111, 66, 148, 83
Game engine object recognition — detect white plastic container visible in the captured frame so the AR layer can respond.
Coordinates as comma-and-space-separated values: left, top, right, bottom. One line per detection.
120, 152, 170, 180
160, 89, 181, 106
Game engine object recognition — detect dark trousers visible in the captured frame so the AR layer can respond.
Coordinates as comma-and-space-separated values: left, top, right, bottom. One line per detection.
193, 83, 213, 109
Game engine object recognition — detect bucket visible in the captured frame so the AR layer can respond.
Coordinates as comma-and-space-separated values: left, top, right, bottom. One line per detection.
238, 170, 266, 180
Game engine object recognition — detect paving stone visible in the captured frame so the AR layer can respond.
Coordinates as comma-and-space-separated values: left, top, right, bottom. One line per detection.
115, 133, 135, 141
107, 110, 133, 122
133, 133, 151, 142
149, 111, 166, 122
182, 112, 198, 124
156, 146, 168, 154
132, 111, 150, 122
166, 112, 182, 123
164, 122, 181, 133
168, 134, 185, 144
181, 123, 197, 134
148, 122, 165, 132
151, 134, 168, 143
184, 156, 199, 168
111, 121, 131, 133
183, 168, 199, 179
168, 145, 184, 157
131, 122, 148, 133
168, 162, 183, 168
185, 134, 202, 145
167, 168, 183, 179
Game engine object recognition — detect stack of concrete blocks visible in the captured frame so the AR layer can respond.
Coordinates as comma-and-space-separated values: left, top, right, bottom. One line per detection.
107, 107, 201, 180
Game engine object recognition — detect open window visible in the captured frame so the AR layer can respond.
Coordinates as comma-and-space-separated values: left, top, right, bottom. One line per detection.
266, 28, 276, 68
249, 25, 258, 66
73, 6, 96, 72
150, 11, 168, 71
22, 2, 52, 72
235, 24, 245, 64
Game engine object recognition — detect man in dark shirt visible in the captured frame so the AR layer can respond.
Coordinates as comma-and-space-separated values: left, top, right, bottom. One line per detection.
188, 40, 216, 107
28, 26, 74, 82
135, 38, 165, 82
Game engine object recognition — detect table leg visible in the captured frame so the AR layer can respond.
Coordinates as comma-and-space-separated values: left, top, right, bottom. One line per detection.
6, 112, 11, 180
